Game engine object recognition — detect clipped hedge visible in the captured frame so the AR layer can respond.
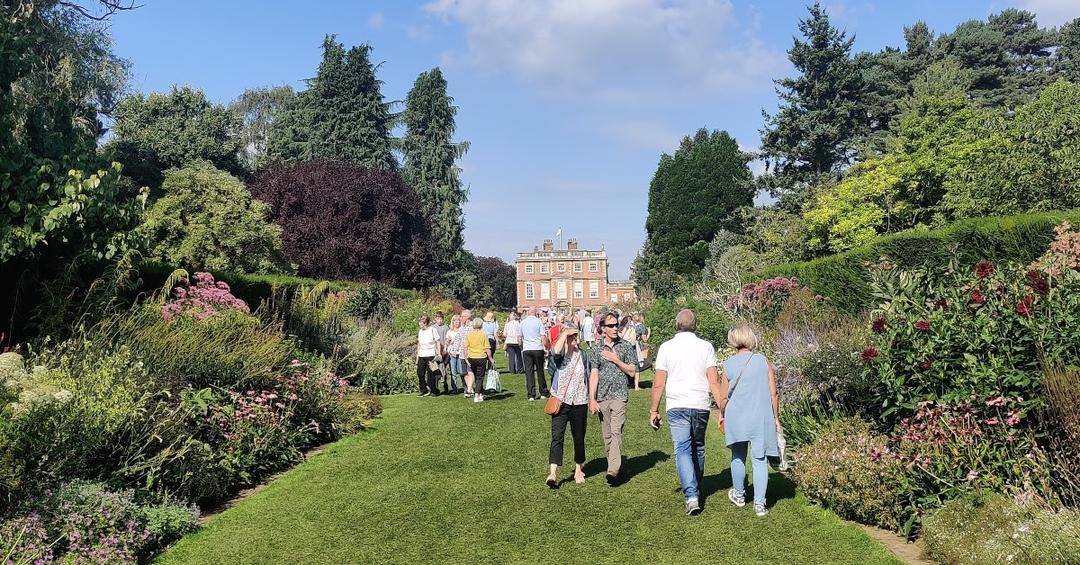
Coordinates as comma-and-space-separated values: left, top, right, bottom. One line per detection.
758, 210, 1080, 314
136, 262, 419, 311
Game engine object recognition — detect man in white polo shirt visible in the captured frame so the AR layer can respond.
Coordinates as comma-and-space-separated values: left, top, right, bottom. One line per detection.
648, 309, 724, 516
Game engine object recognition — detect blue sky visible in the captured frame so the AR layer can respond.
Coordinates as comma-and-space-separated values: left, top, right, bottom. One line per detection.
107, 0, 1078, 279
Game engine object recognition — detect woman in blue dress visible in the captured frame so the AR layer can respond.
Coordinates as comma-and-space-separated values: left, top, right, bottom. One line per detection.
718, 323, 780, 517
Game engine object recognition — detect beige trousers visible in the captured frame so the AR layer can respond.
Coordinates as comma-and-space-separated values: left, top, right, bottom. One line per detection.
598, 399, 628, 476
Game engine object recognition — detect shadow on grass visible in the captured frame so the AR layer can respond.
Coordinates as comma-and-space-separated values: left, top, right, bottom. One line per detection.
581, 450, 670, 485
701, 467, 797, 508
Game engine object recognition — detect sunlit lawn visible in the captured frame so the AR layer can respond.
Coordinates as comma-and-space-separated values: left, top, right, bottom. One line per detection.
159, 352, 899, 564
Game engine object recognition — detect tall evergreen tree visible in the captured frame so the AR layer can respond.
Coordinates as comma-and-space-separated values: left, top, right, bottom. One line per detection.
267, 36, 396, 170
988, 9, 1056, 109
760, 2, 864, 210
401, 68, 469, 262
638, 128, 752, 292
1057, 18, 1080, 83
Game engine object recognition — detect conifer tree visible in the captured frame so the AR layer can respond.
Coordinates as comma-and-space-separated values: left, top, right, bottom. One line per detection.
760, 2, 864, 210
401, 68, 469, 261
638, 128, 752, 292
267, 36, 396, 170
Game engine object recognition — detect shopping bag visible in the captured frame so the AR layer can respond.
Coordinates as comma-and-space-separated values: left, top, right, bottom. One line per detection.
483, 367, 501, 393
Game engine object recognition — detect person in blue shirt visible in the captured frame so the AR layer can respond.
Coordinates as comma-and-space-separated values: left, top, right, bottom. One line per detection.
520, 306, 548, 400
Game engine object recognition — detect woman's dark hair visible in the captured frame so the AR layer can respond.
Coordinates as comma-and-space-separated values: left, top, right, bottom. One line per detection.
602, 311, 619, 325
619, 316, 632, 329
419, 316, 430, 325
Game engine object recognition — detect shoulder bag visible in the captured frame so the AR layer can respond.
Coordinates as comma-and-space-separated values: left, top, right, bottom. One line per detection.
718, 353, 755, 433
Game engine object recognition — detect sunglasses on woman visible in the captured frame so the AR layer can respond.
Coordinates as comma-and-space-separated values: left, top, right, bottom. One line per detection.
602, 323, 619, 328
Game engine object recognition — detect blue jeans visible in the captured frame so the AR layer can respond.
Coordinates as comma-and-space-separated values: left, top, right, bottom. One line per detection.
667, 408, 710, 500
730, 441, 768, 505
449, 358, 465, 391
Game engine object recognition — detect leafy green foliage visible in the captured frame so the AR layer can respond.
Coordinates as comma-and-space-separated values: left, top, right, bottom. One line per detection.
640, 128, 752, 290
108, 86, 243, 189
137, 161, 291, 274
228, 85, 296, 172
0, 8, 146, 265
792, 418, 905, 531
761, 210, 1080, 313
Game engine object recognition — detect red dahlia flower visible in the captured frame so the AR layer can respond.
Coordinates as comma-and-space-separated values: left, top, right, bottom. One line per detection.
1026, 270, 1050, 296
934, 297, 948, 310
915, 319, 931, 332
975, 260, 994, 278
1016, 295, 1034, 317
861, 347, 880, 364
871, 318, 887, 334
970, 289, 986, 304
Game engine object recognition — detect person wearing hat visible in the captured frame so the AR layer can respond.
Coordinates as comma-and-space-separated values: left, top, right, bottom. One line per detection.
546, 324, 591, 488
482, 312, 499, 358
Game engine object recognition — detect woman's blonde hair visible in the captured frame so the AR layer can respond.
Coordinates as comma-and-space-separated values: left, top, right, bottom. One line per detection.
727, 323, 759, 350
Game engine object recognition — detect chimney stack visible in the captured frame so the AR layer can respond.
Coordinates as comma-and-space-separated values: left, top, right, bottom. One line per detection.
567, 239, 578, 251
542, 239, 553, 251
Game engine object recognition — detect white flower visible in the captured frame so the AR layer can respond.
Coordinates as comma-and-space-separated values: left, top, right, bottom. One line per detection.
53, 389, 74, 404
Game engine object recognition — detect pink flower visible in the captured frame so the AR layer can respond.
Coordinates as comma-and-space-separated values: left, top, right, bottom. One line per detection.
1006, 410, 1021, 426
976, 260, 994, 278
986, 396, 1007, 407
984, 418, 999, 425
861, 347, 880, 364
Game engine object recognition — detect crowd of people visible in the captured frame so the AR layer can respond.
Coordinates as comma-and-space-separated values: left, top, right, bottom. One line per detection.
415, 307, 782, 517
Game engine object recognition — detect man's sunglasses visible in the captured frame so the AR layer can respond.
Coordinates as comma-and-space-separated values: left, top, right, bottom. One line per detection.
601, 323, 619, 328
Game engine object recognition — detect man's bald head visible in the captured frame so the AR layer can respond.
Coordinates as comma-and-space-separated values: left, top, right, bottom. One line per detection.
675, 309, 697, 333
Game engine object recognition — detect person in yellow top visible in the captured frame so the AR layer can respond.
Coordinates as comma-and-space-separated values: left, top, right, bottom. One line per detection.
465, 317, 494, 402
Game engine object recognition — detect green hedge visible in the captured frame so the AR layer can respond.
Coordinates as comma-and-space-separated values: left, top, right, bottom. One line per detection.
759, 210, 1080, 314
136, 262, 420, 310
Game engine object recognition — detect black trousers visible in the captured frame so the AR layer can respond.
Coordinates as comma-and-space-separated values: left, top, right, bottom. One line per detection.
550, 403, 588, 466
506, 344, 523, 373
468, 357, 489, 392
416, 356, 437, 395
522, 349, 548, 398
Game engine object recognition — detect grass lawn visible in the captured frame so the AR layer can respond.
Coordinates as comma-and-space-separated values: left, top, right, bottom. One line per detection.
159, 351, 900, 564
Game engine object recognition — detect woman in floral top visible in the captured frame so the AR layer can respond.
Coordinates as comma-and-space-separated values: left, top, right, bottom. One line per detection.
546, 325, 590, 488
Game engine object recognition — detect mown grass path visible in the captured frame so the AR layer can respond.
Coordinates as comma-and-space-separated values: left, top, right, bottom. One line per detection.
160, 353, 899, 564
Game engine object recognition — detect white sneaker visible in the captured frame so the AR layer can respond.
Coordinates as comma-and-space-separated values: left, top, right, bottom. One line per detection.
754, 502, 768, 517
474, 393, 484, 403
685, 497, 702, 516
728, 488, 746, 508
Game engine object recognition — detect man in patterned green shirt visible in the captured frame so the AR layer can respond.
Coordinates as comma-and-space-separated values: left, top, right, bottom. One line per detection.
588, 311, 639, 484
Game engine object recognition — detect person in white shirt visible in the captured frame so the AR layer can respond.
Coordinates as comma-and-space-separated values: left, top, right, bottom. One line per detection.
648, 309, 724, 516
581, 310, 594, 351
415, 316, 442, 397
504, 311, 524, 374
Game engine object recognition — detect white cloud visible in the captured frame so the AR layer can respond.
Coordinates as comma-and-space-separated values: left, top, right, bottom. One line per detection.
1015, 0, 1080, 26
423, 0, 784, 101
368, 11, 385, 30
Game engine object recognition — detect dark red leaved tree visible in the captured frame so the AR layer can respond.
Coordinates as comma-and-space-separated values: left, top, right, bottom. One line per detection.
249, 160, 438, 288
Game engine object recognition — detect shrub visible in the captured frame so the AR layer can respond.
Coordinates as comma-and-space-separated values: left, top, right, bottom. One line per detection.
645, 296, 730, 352
137, 161, 292, 274
248, 160, 440, 288
1043, 364, 1080, 505
893, 399, 1054, 534
863, 256, 1080, 424
792, 418, 905, 531
267, 283, 351, 356
1, 480, 199, 564
160, 271, 250, 322
391, 296, 456, 336
922, 493, 1080, 565
337, 391, 383, 435
113, 303, 296, 392
760, 210, 1080, 313
339, 323, 416, 395
344, 282, 394, 320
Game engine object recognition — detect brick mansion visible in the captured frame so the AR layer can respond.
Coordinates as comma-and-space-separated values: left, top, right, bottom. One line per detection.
515, 238, 636, 310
